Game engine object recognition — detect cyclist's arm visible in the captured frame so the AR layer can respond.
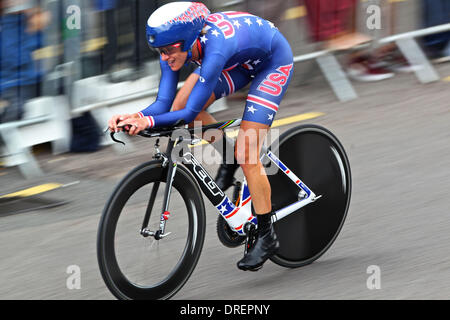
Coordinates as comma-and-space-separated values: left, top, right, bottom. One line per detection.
137, 57, 179, 118
145, 53, 226, 128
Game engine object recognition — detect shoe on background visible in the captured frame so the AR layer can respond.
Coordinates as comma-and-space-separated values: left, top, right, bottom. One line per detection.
346, 55, 395, 82
428, 44, 450, 64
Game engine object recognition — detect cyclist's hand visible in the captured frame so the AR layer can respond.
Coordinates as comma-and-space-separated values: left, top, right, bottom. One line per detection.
108, 114, 134, 133
117, 117, 149, 136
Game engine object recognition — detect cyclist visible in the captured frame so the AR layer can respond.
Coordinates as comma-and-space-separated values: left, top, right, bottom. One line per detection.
108, 1, 294, 271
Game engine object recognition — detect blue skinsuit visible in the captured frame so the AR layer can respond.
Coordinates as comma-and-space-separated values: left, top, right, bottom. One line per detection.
139, 11, 294, 128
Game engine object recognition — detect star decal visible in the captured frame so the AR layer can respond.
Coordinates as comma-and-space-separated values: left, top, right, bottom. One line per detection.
219, 205, 227, 214
233, 20, 241, 29
256, 19, 263, 26
254, 59, 261, 65
247, 105, 257, 114
268, 21, 276, 29
211, 29, 220, 37
243, 59, 254, 70
244, 18, 252, 26
200, 35, 208, 43
268, 113, 274, 121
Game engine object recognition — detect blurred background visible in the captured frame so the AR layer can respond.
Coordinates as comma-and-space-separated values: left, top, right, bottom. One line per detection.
0, 0, 449, 300
0, 0, 448, 171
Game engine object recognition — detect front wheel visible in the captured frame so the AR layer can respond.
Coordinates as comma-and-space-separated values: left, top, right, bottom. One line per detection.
267, 124, 351, 268
97, 161, 206, 299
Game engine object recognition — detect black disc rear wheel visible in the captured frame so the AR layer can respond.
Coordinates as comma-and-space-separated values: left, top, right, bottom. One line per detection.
267, 124, 351, 268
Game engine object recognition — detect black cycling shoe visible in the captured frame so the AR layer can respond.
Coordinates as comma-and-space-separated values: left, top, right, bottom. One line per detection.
237, 225, 279, 271
215, 162, 240, 191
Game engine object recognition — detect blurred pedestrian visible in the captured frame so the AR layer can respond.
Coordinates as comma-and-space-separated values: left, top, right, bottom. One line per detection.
421, 0, 450, 63
303, 0, 371, 50
95, 0, 118, 76
96, 0, 158, 82
302, 0, 396, 82
0, 0, 49, 123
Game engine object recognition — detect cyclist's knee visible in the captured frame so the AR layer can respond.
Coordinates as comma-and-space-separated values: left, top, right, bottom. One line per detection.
235, 147, 259, 169
235, 125, 266, 166
239, 160, 263, 179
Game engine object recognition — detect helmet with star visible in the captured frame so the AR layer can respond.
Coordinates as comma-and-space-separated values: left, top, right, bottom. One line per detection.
146, 2, 210, 52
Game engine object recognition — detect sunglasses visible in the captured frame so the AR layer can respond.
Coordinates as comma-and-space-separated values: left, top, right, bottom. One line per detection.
156, 42, 182, 56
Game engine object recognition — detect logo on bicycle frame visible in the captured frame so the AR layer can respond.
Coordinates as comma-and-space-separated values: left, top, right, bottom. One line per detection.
182, 152, 225, 198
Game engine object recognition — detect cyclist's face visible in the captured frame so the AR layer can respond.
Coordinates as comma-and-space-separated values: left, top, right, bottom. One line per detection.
158, 43, 186, 71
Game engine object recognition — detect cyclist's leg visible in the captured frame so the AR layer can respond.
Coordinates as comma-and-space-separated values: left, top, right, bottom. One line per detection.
238, 50, 294, 216
236, 120, 272, 214
236, 31, 294, 270
204, 66, 253, 188
235, 120, 277, 271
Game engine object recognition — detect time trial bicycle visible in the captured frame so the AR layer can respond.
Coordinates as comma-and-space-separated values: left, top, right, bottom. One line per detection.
97, 118, 351, 300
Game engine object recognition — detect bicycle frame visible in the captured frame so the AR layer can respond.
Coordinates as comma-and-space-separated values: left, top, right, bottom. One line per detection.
264, 149, 322, 222
153, 136, 321, 236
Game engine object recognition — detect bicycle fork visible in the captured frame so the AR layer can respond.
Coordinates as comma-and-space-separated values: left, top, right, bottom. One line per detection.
140, 139, 176, 240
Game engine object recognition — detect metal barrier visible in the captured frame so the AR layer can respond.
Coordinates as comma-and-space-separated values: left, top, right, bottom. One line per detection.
379, 23, 450, 84
0, 96, 71, 178
379, 23, 450, 43
292, 23, 450, 102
